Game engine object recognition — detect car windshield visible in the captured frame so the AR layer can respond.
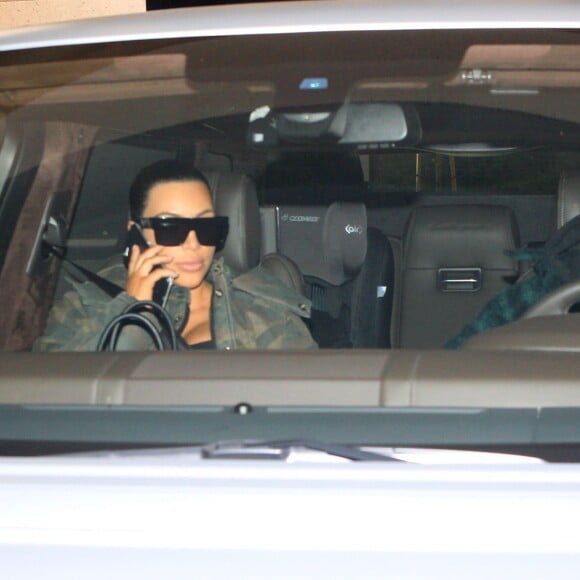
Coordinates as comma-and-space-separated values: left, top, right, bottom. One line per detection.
1, 2, 580, 458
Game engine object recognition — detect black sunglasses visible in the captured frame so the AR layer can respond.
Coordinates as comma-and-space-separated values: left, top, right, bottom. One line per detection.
136, 217, 229, 250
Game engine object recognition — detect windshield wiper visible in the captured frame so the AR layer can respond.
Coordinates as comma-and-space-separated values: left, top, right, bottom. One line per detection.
200, 439, 402, 462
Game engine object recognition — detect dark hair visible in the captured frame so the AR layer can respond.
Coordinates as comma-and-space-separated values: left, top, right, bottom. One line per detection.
129, 160, 211, 220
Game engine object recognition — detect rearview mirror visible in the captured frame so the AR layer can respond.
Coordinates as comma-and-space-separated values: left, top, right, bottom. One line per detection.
247, 102, 421, 147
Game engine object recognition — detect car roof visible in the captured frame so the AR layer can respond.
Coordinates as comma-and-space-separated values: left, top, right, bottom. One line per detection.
1, 0, 580, 52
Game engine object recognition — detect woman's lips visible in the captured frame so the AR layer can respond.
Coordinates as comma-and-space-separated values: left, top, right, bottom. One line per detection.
177, 260, 204, 272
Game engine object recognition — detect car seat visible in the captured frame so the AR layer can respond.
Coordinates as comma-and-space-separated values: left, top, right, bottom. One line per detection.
204, 171, 262, 273
204, 170, 306, 297
273, 202, 394, 348
396, 204, 520, 348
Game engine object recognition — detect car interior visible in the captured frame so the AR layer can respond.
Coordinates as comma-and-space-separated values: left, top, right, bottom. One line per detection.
1, 28, 580, 411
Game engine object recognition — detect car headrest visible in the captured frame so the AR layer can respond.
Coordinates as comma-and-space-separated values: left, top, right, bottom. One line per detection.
277, 202, 367, 286
557, 169, 580, 229
404, 204, 520, 270
204, 172, 261, 272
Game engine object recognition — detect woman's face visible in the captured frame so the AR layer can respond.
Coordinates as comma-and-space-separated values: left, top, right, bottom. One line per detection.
138, 179, 217, 290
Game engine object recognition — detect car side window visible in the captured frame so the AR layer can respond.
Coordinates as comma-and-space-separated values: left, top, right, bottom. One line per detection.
366, 150, 580, 195
67, 134, 176, 271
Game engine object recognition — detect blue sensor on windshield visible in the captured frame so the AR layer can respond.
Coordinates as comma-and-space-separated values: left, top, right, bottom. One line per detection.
299, 77, 328, 90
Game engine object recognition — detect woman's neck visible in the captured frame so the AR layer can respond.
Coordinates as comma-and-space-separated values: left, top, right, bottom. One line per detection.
189, 280, 212, 309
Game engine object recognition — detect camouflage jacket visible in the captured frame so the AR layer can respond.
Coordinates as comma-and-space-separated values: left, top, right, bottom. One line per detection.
34, 257, 317, 351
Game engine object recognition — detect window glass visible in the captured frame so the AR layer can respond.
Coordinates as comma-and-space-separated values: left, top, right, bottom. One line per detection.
67, 135, 176, 267
367, 150, 580, 194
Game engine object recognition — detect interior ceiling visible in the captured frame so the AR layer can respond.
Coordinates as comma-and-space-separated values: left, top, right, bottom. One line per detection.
2, 30, 580, 133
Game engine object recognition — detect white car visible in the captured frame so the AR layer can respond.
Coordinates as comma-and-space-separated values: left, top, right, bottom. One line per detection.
1, 0, 580, 577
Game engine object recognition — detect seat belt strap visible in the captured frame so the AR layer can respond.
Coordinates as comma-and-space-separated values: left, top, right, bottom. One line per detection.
49, 247, 124, 298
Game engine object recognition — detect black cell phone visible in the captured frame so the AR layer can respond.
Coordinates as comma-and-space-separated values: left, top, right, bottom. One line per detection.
123, 224, 173, 307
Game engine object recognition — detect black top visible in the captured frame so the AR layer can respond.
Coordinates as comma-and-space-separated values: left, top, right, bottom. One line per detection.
187, 338, 215, 350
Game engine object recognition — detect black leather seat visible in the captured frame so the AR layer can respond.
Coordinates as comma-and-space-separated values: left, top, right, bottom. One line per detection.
274, 202, 394, 348
260, 151, 394, 348
396, 204, 520, 348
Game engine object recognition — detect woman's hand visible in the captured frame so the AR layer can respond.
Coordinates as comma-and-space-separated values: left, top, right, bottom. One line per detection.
125, 244, 179, 301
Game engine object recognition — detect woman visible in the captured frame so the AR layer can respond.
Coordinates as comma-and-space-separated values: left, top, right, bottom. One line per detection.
34, 160, 317, 351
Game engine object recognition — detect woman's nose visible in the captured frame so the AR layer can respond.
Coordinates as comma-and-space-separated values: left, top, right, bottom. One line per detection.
182, 229, 200, 249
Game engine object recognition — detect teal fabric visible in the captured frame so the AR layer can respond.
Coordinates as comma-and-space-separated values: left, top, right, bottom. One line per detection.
447, 214, 580, 349
446, 252, 565, 348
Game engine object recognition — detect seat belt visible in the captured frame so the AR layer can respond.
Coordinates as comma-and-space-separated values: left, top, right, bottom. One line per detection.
49, 246, 124, 298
